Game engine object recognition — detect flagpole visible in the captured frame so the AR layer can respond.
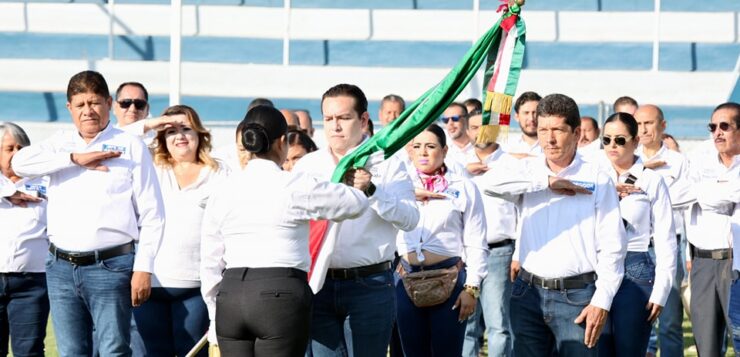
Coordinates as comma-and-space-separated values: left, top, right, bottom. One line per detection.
169, 0, 182, 105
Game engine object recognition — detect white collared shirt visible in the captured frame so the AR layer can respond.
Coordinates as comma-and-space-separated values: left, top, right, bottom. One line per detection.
604, 160, 676, 306
293, 144, 419, 268
501, 134, 543, 156
211, 142, 243, 173
151, 163, 230, 288
117, 120, 156, 146
0, 176, 49, 273
578, 139, 602, 154
200, 158, 370, 321
637, 144, 693, 209
397, 171, 488, 286
464, 147, 518, 244
684, 151, 739, 252
11, 125, 165, 273
446, 141, 475, 168
483, 154, 627, 310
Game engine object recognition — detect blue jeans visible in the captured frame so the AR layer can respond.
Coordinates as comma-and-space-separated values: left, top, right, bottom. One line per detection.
132, 287, 209, 357
0, 273, 49, 357
510, 274, 598, 357
395, 257, 466, 357
309, 269, 396, 357
46, 251, 134, 357
599, 251, 654, 356
647, 235, 685, 356
728, 272, 740, 352
463, 242, 513, 357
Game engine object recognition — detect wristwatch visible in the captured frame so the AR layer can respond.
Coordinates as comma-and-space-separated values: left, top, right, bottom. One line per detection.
363, 182, 376, 197
463, 285, 480, 299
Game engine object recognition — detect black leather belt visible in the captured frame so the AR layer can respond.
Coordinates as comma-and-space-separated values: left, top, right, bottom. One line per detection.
692, 247, 732, 260
488, 239, 514, 250
327, 261, 392, 280
518, 269, 597, 291
49, 242, 134, 266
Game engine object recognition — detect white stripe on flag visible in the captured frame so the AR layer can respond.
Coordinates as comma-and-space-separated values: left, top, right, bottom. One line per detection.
494, 25, 518, 94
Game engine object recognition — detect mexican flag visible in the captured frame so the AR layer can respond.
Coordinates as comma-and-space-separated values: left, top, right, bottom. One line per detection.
308, 0, 527, 293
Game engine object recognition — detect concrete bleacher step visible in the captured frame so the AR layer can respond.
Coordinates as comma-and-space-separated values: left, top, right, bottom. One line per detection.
1, 32, 738, 71
1, 3, 737, 43
0, 58, 733, 108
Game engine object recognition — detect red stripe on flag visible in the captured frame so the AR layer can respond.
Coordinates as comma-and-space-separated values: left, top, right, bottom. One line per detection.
499, 113, 511, 126
308, 219, 330, 279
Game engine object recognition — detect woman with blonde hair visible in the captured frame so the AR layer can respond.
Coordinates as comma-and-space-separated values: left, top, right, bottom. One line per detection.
133, 105, 229, 356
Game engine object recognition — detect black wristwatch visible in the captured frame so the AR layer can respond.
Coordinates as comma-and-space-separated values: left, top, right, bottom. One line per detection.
363, 182, 376, 197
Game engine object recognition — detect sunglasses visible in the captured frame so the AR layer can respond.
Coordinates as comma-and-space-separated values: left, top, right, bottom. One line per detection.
440, 115, 464, 124
118, 99, 147, 110
708, 122, 734, 133
602, 136, 632, 146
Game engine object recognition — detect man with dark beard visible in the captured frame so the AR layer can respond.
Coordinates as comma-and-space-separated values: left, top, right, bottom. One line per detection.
502, 91, 542, 157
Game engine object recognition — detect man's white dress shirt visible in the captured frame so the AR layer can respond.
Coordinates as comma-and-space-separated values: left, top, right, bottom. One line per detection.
483, 154, 627, 310
11, 125, 165, 272
293, 143, 419, 269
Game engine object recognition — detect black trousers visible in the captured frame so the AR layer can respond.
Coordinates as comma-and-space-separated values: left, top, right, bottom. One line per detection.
216, 267, 312, 357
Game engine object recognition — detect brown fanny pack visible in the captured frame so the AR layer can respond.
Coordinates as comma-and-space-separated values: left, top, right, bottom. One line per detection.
396, 260, 462, 308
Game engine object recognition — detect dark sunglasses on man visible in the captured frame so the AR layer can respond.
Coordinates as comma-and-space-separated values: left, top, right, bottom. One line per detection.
118, 99, 148, 110
602, 136, 632, 147
708, 122, 735, 133
440, 115, 465, 124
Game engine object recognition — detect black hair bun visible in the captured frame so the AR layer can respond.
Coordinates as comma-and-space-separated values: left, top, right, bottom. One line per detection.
242, 123, 271, 153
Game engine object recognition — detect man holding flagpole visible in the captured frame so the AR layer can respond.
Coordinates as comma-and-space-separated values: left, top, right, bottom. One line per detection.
293, 84, 419, 357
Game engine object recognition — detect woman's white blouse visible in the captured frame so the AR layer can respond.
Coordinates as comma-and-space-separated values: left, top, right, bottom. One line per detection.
200, 159, 370, 322
151, 163, 229, 288
396, 171, 488, 287
0, 176, 49, 273
605, 159, 677, 306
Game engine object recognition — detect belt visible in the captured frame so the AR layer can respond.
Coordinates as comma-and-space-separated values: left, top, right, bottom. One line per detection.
518, 269, 597, 291
327, 261, 392, 280
692, 247, 732, 260
49, 242, 134, 266
488, 239, 514, 250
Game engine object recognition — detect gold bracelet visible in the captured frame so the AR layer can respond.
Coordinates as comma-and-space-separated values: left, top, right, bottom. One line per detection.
463, 284, 480, 299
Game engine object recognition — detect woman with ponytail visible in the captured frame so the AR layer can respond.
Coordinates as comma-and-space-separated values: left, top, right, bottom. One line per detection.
200, 105, 373, 357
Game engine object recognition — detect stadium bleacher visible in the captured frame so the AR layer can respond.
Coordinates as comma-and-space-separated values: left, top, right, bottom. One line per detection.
0, 0, 738, 138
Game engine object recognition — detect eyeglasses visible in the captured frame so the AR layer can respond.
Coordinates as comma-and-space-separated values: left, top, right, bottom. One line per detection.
708, 122, 735, 133
118, 99, 147, 110
440, 115, 464, 124
601, 136, 632, 146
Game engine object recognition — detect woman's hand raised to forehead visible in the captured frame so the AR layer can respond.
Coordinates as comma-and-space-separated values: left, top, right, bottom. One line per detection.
146, 115, 190, 132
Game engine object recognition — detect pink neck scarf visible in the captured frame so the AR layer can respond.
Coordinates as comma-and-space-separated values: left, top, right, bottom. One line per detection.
417, 166, 448, 193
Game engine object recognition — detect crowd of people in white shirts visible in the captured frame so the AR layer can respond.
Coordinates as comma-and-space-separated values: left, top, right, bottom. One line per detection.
0, 70, 738, 357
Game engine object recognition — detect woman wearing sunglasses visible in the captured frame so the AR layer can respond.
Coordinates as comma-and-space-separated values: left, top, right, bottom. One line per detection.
395, 124, 488, 357
597, 113, 677, 357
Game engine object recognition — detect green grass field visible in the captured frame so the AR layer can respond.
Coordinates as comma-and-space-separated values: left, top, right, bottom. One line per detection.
11, 313, 735, 356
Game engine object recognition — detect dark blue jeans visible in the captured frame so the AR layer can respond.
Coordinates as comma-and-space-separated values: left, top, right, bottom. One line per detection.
309, 269, 396, 357
728, 272, 740, 352
647, 236, 685, 357
599, 251, 655, 357
46, 251, 134, 357
0, 272, 49, 357
395, 257, 466, 357
510, 274, 598, 357
132, 287, 209, 357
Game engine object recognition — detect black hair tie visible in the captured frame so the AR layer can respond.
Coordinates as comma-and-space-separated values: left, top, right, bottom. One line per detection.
242, 123, 271, 153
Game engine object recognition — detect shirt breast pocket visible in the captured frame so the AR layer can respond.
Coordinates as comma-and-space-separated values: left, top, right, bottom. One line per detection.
104, 169, 132, 195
